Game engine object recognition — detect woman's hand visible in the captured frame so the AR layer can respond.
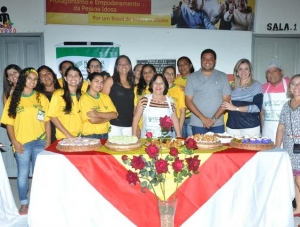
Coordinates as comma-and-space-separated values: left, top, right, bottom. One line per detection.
12, 141, 24, 154
221, 101, 236, 111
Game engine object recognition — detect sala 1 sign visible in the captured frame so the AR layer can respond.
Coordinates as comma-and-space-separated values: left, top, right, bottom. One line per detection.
267, 23, 297, 31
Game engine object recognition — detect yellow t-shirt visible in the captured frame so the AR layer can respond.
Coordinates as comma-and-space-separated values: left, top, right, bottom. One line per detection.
174, 76, 191, 118
134, 85, 150, 106
1, 91, 49, 147
58, 78, 88, 93
167, 85, 186, 118
134, 85, 151, 129
79, 92, 117, 135
47, 89, 82, 139
174, 76, 188, 87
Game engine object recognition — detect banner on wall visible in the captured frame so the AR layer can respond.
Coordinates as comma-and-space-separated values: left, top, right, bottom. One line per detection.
137, 59, 176, 74
56, 45, 119, 79
46, 0, 255, 31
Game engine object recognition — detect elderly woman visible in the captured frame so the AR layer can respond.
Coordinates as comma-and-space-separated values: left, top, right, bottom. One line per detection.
222, 58, 263, 136
132, 74, 181, 138
276, 74, 300, 217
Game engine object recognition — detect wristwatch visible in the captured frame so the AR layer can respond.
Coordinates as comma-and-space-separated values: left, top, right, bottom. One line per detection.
236, 107, 240, 111
211, 115, 218, 121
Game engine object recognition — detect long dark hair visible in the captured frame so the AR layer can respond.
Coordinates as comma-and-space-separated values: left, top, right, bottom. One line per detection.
137, 64, 157, 95
112, 55, 135, 88
62, 66, 83, 114
36, 65, 61, 92
3, 64, 22, 101
8, 67, 40, 118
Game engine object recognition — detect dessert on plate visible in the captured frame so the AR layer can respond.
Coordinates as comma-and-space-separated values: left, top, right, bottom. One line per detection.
229, 136, 275, 150
192, 134, 223, 150
56, 137, 101, 152
105, 135, 142, 151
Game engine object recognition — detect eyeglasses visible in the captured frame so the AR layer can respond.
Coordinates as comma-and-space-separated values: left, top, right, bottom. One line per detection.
39, 71, 52, 78
290, 83, 300, 87
164, 72, 175, 76
153, 82, 164, 86
89, 65, 101, 69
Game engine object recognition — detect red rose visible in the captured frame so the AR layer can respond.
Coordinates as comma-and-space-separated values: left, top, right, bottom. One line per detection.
185, 138, 198, 150
126, 170, 140, 185
155, 159, 169, 174
169, 147, 179, 157
121, 155, 128, 161
146, 132, 153, 138
131, 155, 146, 170
159, 115, 173, 131
172, 157, 184, 173
145, 144, 159, 159
186, 155, 201, 172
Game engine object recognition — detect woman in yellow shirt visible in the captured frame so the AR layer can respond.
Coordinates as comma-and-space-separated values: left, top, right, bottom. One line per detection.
1, 68, 50, 215
163, 66, 186, 134
79, 72, 117, 139
48, 66, 83, 139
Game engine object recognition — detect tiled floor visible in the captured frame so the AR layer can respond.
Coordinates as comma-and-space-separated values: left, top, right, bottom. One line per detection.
8, 179, 300, 227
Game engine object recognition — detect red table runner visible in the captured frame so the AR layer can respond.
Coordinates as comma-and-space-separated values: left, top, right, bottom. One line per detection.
47, 141, 258, 227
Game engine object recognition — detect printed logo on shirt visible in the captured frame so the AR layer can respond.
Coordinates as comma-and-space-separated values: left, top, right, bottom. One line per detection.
16, 106, 24, 113
104, 106, 108, 110
264, 100, 286, 107
93, 106, 100, 111
148, 116, 159, 123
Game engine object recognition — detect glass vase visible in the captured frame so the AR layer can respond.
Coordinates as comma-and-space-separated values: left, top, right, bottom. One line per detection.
158, 197, 177, 227
160, 129, 171, 143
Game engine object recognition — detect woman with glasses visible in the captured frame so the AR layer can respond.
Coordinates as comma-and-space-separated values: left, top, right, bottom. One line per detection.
276, 74, 300, 217
132, 74, 181, 138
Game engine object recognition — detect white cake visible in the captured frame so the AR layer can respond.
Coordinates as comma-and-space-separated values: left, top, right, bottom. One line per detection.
105, 136, 142, 151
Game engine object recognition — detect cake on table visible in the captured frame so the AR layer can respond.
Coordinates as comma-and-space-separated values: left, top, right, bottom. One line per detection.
56, 137, 101, 152
105, 136, 142, 151
192, 134, 223, 150
230, 136, 275, 150
145, 138, 184, 149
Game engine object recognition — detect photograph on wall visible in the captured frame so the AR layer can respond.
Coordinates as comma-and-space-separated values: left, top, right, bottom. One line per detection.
46, 0, 255, 31
136, 59, 176, 74
56, 45, 120, 79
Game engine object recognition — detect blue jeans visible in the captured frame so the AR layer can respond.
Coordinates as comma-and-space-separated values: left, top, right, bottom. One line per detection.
82, 133, 108, 139
192, 125, 225, 134
182, 118, 193, 138
15, 139, 45, 205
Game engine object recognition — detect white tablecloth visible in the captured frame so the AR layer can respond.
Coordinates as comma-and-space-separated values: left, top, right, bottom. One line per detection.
0, 152, 27, 227
28, 148, 295, 227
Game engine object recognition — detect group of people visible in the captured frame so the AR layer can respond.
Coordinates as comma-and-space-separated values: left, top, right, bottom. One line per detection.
1, 48, 300, 215
171, 0, 254, 31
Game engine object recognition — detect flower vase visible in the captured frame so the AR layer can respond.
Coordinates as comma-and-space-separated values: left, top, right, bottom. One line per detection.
158, 197, 177, 227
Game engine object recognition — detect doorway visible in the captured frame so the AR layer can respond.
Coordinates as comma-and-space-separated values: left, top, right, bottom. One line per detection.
0, 33, 44, 177
252, 34, 300, 83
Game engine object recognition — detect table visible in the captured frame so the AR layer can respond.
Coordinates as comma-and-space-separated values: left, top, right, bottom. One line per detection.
28, 144, 295, 227
0, 151, 28, 227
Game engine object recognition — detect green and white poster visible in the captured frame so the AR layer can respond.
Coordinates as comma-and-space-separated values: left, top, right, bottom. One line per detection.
56, 45, 120, 79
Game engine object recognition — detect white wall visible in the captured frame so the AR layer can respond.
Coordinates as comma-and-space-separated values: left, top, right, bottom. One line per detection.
1, 0, 300, 75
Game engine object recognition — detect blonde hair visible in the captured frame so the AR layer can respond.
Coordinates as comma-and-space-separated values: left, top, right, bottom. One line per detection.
231, 58, 254, 90
287, 74, 300, 98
